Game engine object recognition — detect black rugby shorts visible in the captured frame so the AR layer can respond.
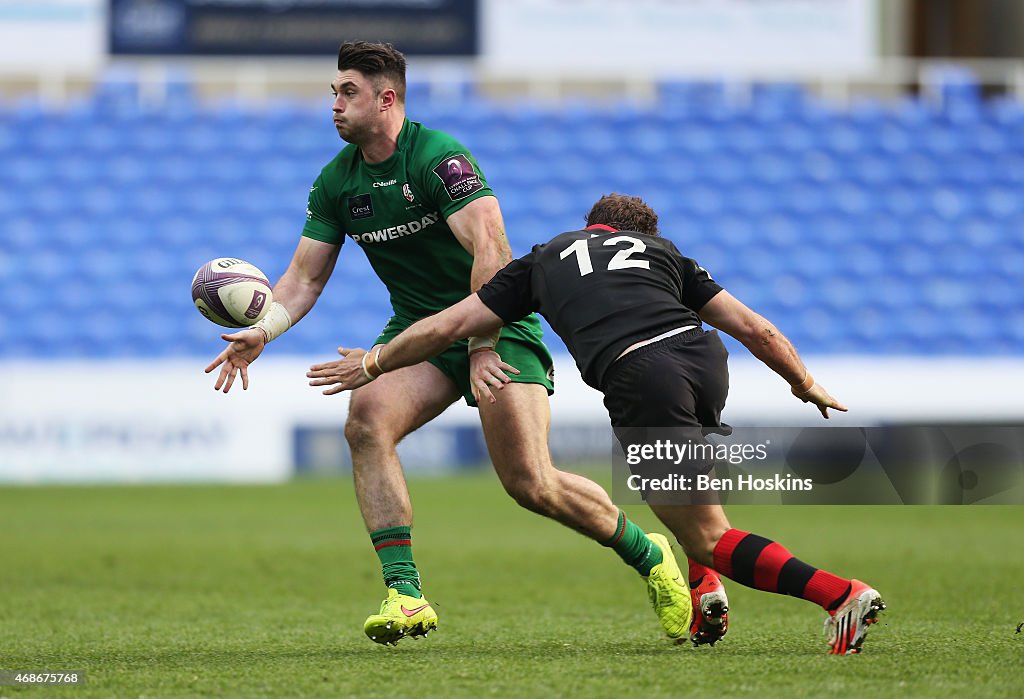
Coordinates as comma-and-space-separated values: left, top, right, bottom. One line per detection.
602, 328, 730, 491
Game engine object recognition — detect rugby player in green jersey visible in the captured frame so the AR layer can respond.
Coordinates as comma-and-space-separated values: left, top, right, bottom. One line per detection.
206, 42, 692, 646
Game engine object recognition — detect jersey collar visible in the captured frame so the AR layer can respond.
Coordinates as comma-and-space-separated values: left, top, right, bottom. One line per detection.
585, 224, 618, 232
359, 118, 410, 174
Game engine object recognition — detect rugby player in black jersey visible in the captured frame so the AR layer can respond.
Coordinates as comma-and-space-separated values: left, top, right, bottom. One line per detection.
308, 193, 886, 655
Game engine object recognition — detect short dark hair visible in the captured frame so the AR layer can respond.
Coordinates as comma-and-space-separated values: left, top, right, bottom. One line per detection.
585, 194, 659, 235
337, 41, 407, 103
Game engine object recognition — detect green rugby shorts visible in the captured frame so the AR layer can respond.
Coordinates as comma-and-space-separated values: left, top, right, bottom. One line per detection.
374, 315, 555, 407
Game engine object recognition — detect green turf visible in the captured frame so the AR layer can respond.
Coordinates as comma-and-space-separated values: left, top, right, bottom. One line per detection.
1, 474, 1022, 698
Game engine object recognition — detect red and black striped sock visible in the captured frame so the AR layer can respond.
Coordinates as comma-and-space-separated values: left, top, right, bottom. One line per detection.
712, 528, 851, 611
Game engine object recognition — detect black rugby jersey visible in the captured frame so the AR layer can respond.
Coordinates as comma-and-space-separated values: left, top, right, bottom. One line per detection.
477, 225, 723, 389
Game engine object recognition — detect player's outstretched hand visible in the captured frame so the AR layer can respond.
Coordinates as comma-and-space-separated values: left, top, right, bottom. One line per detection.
469, 349, 521, 405
204, 328, 266, 393
792, 382, 848, 419
307, 347, 372, 395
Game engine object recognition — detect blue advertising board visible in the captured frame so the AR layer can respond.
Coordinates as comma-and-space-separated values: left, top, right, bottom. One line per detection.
109, 0, 477, 56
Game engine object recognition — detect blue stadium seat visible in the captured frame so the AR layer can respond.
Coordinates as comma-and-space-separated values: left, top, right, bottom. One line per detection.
721, 121, 774, 154
848, 98, 890, 127
681, 185, 726, 217
524, 122, 575, 157
876, 122, 914, 156
657, 81, 730, 116
966, 123, 1010, 155
800, 150, 843, 183
654, 155, 700, 187
921, 124, 965, 155
776, 182, 829, 217
0, 187, 19, 219
929, 186, 977, 220
0, 123, 16, 156
849, 154, 899, 185
986, 94, 1024, 124
893, 98, 932, 126
823, 120, 867, 154
726, 185, 774, 216
980, 188, 1021, 218
927, 65, 981, 105
881, 190, 924, 223
3, 81, 1024, 357
572, 123, 618, 156
6, 281, 37, 316
6, 155, 49, 185
701, 155, 744, 186
674, 123, 723, 154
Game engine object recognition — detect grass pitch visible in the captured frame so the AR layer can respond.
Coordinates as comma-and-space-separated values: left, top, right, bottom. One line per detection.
1, 474, 1022, 698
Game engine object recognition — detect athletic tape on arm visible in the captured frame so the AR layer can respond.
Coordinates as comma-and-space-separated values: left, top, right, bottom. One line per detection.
250, 302, 292, 343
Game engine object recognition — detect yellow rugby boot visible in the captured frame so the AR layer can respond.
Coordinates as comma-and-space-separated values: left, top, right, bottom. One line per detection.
644, 533, 694, 642
363, 589, 438, 646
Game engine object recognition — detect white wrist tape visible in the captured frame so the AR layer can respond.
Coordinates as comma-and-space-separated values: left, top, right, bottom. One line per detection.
361, 347, 384, 381
468, 330, 501, 354
250, 301, 292, 343
360, 352, 376, 381
791, 372, 815, 396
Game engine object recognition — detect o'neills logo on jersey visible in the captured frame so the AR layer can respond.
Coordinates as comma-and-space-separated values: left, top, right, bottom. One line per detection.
349, 211, 441, 244
372, 179, 397, 188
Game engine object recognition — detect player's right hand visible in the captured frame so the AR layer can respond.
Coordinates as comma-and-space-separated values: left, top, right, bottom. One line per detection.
204, 328, 266, 393
306, 347, 374, 395
793, 382, 848, 419
469, 349, 521, 405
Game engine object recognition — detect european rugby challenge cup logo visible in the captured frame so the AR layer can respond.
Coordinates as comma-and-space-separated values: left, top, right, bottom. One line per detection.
432, 154, 484, 201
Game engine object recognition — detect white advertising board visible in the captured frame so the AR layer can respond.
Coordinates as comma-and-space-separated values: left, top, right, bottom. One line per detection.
0, 1, 105, 72
0, 359, 328, 483
0, 355, 1018, 483
482, 0, 878, 79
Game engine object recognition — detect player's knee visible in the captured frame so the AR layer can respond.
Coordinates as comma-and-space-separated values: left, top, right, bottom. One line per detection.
503, 475, 556, 515
344, 413, 395, 454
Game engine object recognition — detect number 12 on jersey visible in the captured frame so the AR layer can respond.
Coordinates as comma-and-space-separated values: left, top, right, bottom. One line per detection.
559, 236, 651, 277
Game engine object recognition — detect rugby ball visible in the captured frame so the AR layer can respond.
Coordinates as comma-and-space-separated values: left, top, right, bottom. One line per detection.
191, 258, 273, 328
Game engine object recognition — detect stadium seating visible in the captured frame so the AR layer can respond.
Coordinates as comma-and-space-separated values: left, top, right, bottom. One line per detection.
1, 73, 1021, 358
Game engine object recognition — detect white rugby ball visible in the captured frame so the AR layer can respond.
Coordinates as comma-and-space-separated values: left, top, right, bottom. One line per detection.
191, 258, 273, 328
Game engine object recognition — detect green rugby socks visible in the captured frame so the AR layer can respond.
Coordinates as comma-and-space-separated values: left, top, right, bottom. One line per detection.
370, 526, 422, 599
603, 511, 663, 576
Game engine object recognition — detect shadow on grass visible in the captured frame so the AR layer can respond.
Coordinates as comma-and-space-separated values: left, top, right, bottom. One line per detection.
67, 634, 826, 672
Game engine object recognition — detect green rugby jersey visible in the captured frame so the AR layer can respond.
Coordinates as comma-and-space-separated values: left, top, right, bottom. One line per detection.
302, 118, 521, 324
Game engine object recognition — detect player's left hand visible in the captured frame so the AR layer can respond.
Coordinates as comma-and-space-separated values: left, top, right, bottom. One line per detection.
469, 349, 521, 404
307, 347, 373, 395
793, 382, 848, 419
